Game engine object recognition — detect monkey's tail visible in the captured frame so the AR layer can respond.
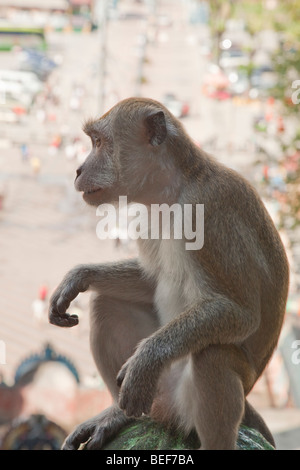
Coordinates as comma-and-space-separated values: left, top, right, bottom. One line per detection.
242, 400, 276, 449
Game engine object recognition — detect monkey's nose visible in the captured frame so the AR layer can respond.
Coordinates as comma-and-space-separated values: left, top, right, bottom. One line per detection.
76, 166, 82, 180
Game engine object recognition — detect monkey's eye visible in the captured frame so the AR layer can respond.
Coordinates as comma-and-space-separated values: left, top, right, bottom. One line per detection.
94, 138, 102, 148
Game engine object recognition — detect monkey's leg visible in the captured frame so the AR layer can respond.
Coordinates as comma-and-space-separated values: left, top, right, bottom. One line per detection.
90, 293, 158, 399
63, 294, 158, 450
117, 294, 259, 420
190, 345, 253, 450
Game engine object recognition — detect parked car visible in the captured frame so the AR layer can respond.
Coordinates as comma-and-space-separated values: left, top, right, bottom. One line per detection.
219, 47, 250, 69
0, 69, 43, 96
250, 66, 277, 94
18, 49, 57, 81
0, 69, 43, 111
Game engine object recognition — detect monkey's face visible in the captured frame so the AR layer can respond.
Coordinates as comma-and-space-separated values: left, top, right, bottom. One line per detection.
74, 107, 118, 206
75, 98, 180, 206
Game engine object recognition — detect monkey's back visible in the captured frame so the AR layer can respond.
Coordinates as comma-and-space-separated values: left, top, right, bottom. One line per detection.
191, 154, 289, 380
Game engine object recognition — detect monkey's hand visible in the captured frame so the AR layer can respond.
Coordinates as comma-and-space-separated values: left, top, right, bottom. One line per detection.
117, 339, 161, 418
48, 265, 90, 327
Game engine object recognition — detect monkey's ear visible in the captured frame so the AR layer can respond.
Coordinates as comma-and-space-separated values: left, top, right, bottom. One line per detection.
145, 111, 167, 146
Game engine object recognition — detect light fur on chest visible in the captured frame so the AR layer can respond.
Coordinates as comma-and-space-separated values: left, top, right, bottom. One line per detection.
138, 238, 203, 325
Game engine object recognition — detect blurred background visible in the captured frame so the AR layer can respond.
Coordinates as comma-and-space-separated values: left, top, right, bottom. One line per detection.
0, 0, 299, 450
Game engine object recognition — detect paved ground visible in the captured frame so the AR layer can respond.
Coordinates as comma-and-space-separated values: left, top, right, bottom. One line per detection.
1, 0, 300, 449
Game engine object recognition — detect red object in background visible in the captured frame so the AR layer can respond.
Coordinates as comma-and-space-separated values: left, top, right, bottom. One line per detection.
39, 285, 48, 301
181, 103, 190, 116
263, 165, 269, 182
12, 106, 26, 115
277, 116, 285, 133
51, 135, 62, 148
210, 89, 231, 101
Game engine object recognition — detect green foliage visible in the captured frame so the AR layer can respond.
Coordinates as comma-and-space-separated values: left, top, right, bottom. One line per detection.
266, 3, 300, 228
206, 0, 300, 227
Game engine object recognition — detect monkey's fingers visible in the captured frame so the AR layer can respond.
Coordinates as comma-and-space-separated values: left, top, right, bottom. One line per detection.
118, 389, 149, 418
49, 311, 79, 328
62, 427, 93, 450
117, 372, 144, 417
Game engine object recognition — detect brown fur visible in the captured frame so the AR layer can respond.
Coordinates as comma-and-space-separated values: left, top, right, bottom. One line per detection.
49, 98, 289, 449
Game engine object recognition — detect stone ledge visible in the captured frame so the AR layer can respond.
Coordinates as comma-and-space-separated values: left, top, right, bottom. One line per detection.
93, 417, 275, 450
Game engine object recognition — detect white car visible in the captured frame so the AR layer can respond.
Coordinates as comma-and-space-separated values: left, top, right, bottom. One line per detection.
219, 49, 250, 69
0, 70, 43, 96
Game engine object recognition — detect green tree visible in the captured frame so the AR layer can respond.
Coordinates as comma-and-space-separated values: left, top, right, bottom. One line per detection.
206, 0, 300, 227
265, 1, 300, 228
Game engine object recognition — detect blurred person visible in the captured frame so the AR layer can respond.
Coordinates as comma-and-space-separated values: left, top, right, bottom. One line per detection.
262, 165, 269, 183
51, 135, 62, 149
36, 108, 46, 124
39, 284, 48, 302
69, 94, 80, 111
65, 142, 77, 160
0, 187, 5, 210
20, 143, 29, 163
30, 157, 41, 177
32, 297, 46, 324
32, 285, 48, 325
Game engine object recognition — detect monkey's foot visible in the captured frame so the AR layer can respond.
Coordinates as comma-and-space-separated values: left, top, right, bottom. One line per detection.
62, 405, 131, 450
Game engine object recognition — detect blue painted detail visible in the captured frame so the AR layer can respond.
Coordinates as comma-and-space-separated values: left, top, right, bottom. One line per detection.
14, 343, 80, 384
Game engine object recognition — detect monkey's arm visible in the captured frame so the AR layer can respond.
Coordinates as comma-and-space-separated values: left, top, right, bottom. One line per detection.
117, 293, 260, 417
49, 258, 154, 327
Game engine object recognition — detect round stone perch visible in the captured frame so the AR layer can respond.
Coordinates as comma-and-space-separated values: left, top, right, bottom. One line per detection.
98, 417, 274, 450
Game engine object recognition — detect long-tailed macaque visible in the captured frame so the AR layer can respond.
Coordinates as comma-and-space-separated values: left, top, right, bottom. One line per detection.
49, 97, 289, 450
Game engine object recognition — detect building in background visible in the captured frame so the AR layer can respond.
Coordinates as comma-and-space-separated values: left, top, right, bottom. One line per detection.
0, 0, 95, 32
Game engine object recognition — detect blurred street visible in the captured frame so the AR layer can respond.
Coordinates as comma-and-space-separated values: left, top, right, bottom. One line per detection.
0, 0, 300, 450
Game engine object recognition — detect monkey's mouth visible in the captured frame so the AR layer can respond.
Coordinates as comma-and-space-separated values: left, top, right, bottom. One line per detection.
84, 188, 102, 195
82, 188, 103, 201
